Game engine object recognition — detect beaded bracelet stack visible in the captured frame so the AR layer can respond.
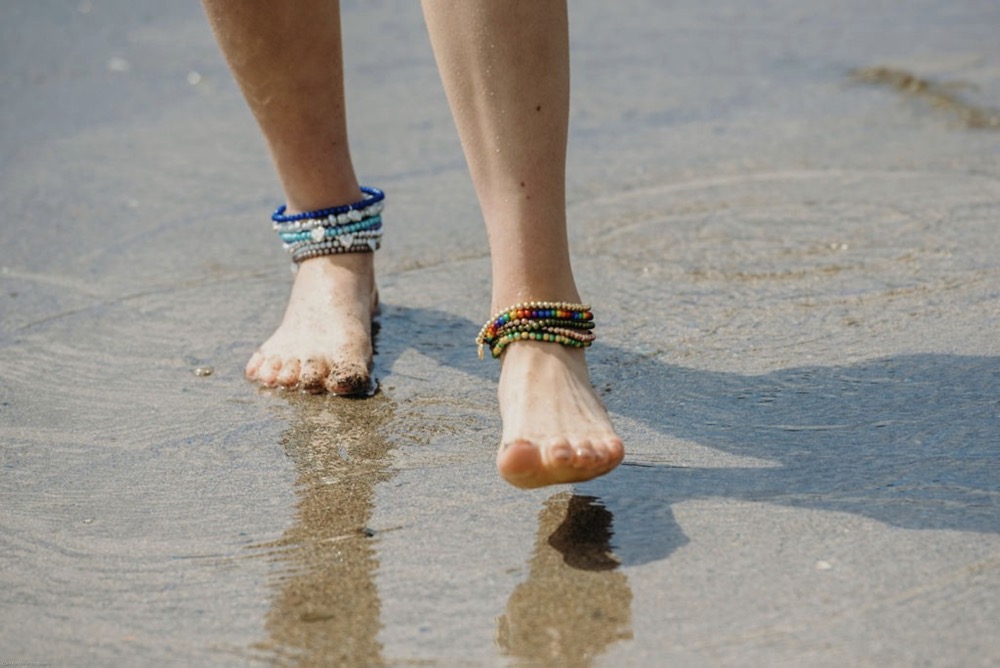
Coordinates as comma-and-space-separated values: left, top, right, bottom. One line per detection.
272, 186, 385, 264
476, 301, 596, 360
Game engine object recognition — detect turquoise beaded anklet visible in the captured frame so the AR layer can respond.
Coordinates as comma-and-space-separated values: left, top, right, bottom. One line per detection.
476, 301, 596, 360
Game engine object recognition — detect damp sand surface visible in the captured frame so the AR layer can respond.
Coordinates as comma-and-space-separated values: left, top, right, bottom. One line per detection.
2, 1, 1000, 666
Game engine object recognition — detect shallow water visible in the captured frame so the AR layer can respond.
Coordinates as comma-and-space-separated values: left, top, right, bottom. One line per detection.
3, 0, 1000, 665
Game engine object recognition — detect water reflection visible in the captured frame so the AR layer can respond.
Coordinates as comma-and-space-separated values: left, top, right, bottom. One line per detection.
497, 493, 633, 665
251, 394, 395, 666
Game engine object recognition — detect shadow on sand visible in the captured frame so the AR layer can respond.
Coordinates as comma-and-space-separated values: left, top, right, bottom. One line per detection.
248, 304, 997, 663
382, 305, 1000, 567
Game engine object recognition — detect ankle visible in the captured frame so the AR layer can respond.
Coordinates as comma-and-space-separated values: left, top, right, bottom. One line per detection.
297, 251, 374, 275
478, 302, 594, 360
284, 184, 362, 215
281, 172, 361, 215
273, 185, 384, 265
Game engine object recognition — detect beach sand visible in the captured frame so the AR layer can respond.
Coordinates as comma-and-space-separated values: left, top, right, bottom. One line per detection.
1, 1, 998, 665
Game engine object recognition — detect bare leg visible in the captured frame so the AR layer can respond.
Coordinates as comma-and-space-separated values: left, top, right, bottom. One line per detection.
422, 0, 624, 487
203, 0, 376, 395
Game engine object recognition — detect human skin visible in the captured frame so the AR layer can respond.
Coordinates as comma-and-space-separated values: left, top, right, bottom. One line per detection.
202, 0, 623, 487
203, 0, 375, 396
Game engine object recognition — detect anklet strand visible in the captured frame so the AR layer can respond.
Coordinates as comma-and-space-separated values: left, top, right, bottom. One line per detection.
476, 301, 595, 359
272, 186, 384, 265
271, 186, 384, 222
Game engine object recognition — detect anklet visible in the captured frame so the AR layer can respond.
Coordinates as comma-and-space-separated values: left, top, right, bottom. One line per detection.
279, 218, 382, 248
476, 301, 596, 359
271, 186, 385, 223
272, 186, 384, 264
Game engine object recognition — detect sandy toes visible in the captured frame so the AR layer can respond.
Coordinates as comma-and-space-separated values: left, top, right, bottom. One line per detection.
245, 253, 377, 395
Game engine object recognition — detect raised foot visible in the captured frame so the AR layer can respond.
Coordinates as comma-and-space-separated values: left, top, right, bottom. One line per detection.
245, 253, 378, 395
496, 341, 624, 489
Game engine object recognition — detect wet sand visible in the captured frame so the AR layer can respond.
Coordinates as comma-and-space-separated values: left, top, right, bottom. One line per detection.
2, 1, 999, 665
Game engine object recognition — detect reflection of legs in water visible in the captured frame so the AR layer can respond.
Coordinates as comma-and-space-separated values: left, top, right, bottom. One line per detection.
251, 397, 395, 665
497, 493, 633, 664
202, 0, 377, 396
422, 1, 624, 488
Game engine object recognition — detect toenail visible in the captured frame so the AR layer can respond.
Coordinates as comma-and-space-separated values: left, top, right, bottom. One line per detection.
552, 446, 573, 462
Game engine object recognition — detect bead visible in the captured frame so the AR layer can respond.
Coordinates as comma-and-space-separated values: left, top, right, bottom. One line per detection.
274, 187, 384, 262
271, 186, 385, 223
475, 299, 596, 359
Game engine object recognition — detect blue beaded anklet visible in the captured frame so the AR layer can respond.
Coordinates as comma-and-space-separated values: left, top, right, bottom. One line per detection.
273, 186, 384, 265
271, 186, 385, 223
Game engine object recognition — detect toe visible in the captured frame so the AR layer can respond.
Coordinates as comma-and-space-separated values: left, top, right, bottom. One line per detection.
601, 437, 625, 470
497, 439, 546, 489
325, 362, 371, 396
499, 439, 543, 475
571, 440, 597, 469
299, 358, 328, 394
276, 359, 301, 389
257, 356, 283, 387
591, 443, 609, 466
545, 440, 575, 467
245, 352, 265, 380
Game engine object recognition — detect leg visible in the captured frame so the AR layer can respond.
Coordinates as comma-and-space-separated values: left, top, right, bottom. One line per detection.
202, 0, 377, 394
422, 0, 624, 487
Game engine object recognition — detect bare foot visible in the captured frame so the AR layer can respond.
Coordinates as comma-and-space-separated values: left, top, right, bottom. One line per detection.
496, 342, 624, 488
245, 253, 377, 395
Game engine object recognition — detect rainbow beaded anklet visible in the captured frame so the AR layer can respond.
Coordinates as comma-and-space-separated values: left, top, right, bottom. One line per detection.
272, 186, 385, 265
476, 301, 596, 360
